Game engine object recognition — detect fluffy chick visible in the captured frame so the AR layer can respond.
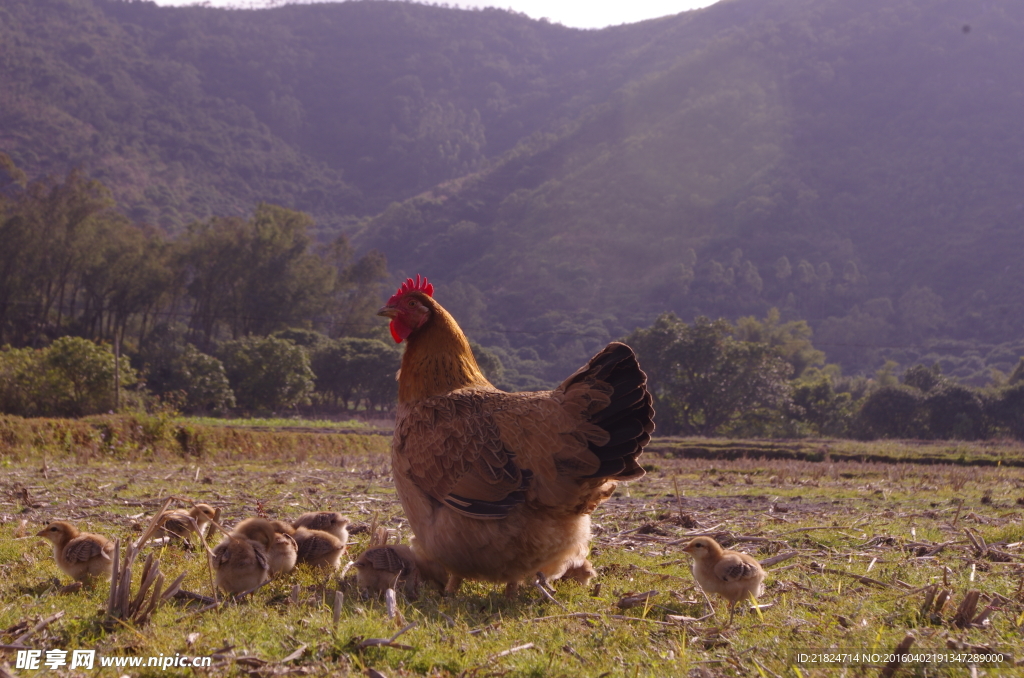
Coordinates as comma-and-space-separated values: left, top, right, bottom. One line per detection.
292, 512, 350, 543
354, 545, 419, 597
293, 527, 345, 570
231, 517, 288, 547
268, 532, 298, 576
157, 504, 220, 545
682, 536, 766, 623
211, 536, 270, 595
36, 521, 115, 584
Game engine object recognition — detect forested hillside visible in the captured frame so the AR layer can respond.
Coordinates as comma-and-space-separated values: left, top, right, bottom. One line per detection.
2, 0, 1024, 383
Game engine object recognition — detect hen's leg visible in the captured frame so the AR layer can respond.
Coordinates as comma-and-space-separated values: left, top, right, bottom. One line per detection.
444, 574, 463, 595
504, 581, 521, 599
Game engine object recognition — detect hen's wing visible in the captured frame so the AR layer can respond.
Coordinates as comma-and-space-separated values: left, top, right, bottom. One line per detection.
64, 537, 110, 563
713, 554, 762, 583
394, 342, 653, 517
551, 342, 654, 480
492, 342, 654, 508
395, 391, 532, 519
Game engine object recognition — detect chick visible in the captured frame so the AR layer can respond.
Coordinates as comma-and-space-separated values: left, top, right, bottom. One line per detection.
268, 532, 298, 576
293, 527, 345, 570
231, 517, 280, 548
211, 536, 270, 595
559, 560, 598, 586
270, 519, 297, 536
157, 504, 220, 545
36, 521, 115, 584
354, 545, 419, 597
292, 512, 350, 544
682, 536, 766, 624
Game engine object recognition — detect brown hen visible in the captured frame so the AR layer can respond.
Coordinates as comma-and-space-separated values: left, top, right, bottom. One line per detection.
378, 276, 654, 595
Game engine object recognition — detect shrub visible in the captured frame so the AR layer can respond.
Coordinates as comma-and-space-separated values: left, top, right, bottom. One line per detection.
310, 337, 399, 412
221, 335, 314, 413
0, 338, 137, 417
0, 345, 42, 416
44, 337, 138, 416
854, 385, 925, 439
174, 345, 236, 414
988, 383, 1024, 440
924, 384, 985, 440
137, 327, 234, 414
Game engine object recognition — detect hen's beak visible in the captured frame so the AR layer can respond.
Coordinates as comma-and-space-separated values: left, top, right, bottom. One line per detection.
377, 305, 398, 319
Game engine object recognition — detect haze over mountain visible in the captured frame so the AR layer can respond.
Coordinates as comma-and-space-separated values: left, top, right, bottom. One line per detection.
2, 0, 1023, 382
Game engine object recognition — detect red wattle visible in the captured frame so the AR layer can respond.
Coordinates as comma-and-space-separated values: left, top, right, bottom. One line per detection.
389, 319, 409, 343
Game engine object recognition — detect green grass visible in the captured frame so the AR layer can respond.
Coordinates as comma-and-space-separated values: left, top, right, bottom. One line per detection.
177, 416, 381, 432
648, 436, 1024, 467
3, 432, 1024, 676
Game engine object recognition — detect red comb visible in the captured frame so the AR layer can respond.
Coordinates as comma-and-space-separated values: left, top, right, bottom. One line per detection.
387, 275, 434, 305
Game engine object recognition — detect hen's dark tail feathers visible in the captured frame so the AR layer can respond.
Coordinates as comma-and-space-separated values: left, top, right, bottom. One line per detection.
562, 341, 655, 481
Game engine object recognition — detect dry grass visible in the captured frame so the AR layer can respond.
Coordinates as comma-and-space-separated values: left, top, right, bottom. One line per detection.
2, 421, 1024, 676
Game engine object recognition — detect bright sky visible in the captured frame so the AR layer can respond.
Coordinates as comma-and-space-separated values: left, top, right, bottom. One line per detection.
148, 0, 718, 30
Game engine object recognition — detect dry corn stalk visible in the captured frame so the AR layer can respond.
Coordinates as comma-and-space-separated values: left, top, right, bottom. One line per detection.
105, 498, 186, 626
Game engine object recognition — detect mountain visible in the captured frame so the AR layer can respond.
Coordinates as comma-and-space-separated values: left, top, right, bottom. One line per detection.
356, 0, 1024, 381
3, 0, 1024, 382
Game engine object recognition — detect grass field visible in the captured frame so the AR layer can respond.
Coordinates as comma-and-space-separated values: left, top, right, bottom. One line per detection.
2, 418, 1024, 676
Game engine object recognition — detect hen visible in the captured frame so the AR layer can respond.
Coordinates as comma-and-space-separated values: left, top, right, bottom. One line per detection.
378, 275, 654, 595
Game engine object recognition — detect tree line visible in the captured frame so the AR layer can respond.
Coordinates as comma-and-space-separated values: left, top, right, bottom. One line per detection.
3, 161, 1022, 437
0, 160, 387, 351
0, 160, 402, 416
627, 312, 1024, 441
0, 330, 405, 418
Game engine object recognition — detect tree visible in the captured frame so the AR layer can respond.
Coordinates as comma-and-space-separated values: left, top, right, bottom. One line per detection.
923, 384, 985, 440
626, 314, 791, 436
785, 375, 853, 437
988, 383, 1024, 440
902, 363, 945, 393
311, 339, 360, 410
221, 335, 315, 413
41, 337, 138, 416
854, 386, 925, 439
0, 346, 43, 416
320, 235, 390, 338
1008, 358, 1024, 385
897, 286, 944, 341
470, 342, 504, 384
734, 308, 825, 379
180, 205, 336, 347
310, 337, 400, 412
0, 170, 116, 345
141, 337, 236, 415
357, 340, 402, 412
